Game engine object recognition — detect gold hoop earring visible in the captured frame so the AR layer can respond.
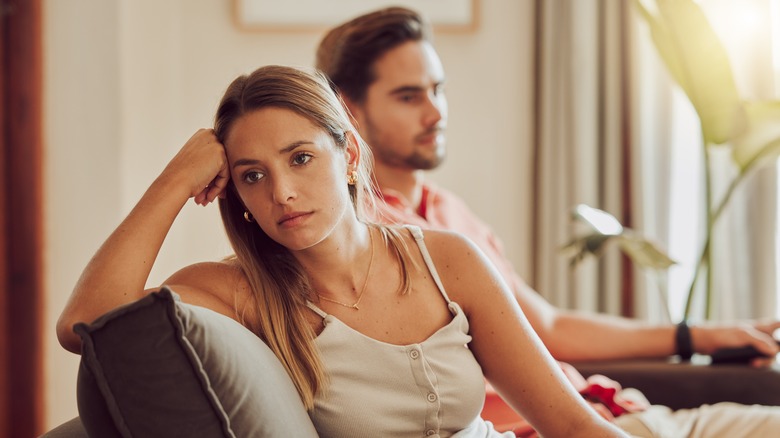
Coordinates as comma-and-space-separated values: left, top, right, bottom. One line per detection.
347, 170, 358, 186
243, 211, 254, 223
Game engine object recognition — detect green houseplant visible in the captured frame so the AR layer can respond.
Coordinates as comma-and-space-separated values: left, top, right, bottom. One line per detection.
567, 0, 780, 320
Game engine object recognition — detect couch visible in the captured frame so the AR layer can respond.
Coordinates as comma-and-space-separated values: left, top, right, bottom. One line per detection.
42, 288, 780, 437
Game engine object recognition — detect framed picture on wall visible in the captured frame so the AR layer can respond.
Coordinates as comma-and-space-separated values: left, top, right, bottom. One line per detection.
233, 0, 478, 32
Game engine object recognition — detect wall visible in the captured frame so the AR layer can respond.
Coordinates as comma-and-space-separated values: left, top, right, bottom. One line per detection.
43, 0, 533, 427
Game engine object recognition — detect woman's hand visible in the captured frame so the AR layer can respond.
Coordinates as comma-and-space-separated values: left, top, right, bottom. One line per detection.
161, 128, 230, 206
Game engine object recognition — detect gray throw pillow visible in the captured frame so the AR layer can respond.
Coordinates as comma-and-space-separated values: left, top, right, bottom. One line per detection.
74, 286, 318, 438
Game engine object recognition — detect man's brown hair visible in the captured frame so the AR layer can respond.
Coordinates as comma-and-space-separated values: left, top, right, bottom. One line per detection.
316, 7, 432, 103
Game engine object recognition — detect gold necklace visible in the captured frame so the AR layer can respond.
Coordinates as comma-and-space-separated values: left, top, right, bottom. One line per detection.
316, 228, 375, 310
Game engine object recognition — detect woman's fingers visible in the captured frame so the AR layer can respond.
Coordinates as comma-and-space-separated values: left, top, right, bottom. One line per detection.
194, 187, 209, 206
165, 129, 230, 204
204, 161, 230, 204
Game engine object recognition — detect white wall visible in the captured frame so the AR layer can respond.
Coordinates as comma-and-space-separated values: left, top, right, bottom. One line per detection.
43, 0, 534, 428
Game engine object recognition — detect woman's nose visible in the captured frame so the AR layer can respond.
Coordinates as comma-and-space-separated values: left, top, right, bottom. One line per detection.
271, 175, 296, 204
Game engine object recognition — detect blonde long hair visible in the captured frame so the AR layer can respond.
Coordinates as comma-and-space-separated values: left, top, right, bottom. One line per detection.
214, 65, 414, 409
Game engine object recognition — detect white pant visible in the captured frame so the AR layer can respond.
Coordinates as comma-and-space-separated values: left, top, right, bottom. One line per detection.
614, 402, 780, 438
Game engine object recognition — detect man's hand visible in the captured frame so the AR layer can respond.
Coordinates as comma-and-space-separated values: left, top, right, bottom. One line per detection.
691, 320, 780, 364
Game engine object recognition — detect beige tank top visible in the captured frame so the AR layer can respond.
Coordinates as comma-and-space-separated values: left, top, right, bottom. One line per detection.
306, 226, 514, 438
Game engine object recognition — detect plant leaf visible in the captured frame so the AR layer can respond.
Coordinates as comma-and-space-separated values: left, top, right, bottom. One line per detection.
634, 0, 744, 144
565, 204, 676, 270
616, 234, 677, 270
561, 233, 614, 266
732, 100, 780, 169
572, 204, 624, 235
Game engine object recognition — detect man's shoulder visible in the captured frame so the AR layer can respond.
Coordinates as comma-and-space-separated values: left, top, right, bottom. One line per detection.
424, 183, 485, 221
370, 189, 428, 227
425, 183, 470, 207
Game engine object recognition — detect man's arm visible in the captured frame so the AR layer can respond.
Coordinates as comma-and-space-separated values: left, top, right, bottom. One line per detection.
515, 281, 780, 361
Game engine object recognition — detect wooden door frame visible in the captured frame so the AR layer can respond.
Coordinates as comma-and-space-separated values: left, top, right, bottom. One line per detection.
2, 0, 44, 435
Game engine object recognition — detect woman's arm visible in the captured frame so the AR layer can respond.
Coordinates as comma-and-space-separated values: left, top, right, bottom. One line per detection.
427, 231, 628, 437
57, 129, 229, 353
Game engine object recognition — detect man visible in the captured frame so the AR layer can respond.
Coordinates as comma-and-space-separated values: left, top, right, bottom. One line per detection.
316, 7, 780, 437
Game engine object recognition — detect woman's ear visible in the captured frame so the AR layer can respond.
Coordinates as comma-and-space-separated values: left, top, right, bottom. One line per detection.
345, 131, 361, 170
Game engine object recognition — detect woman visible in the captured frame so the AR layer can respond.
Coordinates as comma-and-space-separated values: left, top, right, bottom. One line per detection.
57, 65, 626, 437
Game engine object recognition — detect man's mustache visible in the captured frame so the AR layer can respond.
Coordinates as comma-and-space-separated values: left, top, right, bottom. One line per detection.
416, 125, 446, 141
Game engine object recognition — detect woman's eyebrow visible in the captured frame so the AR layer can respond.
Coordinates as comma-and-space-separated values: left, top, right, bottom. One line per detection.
231, 141, 314, 169
278, 140, 312, 154
232, 158, 260, 169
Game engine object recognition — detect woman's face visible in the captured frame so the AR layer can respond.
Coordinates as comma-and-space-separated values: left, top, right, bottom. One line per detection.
224, 107, 356, 250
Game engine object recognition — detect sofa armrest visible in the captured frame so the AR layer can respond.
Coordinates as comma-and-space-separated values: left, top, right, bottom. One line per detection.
571, 356, 780, 410
39, 417, 87, 438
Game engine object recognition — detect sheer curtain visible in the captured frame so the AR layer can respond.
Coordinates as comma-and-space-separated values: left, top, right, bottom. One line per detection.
532, 0, 643, 317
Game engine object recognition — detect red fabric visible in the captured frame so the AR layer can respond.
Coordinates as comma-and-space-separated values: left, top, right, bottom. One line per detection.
579, 374, 650, 417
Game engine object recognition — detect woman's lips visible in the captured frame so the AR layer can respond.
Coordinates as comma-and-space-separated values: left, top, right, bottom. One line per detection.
277, 211, 313, 227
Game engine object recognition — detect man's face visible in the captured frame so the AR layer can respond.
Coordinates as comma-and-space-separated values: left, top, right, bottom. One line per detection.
350, 40, 447, 171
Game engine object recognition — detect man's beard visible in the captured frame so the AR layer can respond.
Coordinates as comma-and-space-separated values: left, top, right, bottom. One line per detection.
365, 125, 446, 171
404, 145, 445, 170
369, 139, 446, 170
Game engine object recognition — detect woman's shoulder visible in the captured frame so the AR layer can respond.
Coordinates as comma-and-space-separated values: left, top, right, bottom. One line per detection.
412, 227, 480, 257
378, 225, 478, 263
165, 258, 246, 286
409, 227, 503, 305
160, 258, 253, 321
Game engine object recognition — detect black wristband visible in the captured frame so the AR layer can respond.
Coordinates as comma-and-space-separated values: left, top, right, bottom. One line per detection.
675, 320, 693, 361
